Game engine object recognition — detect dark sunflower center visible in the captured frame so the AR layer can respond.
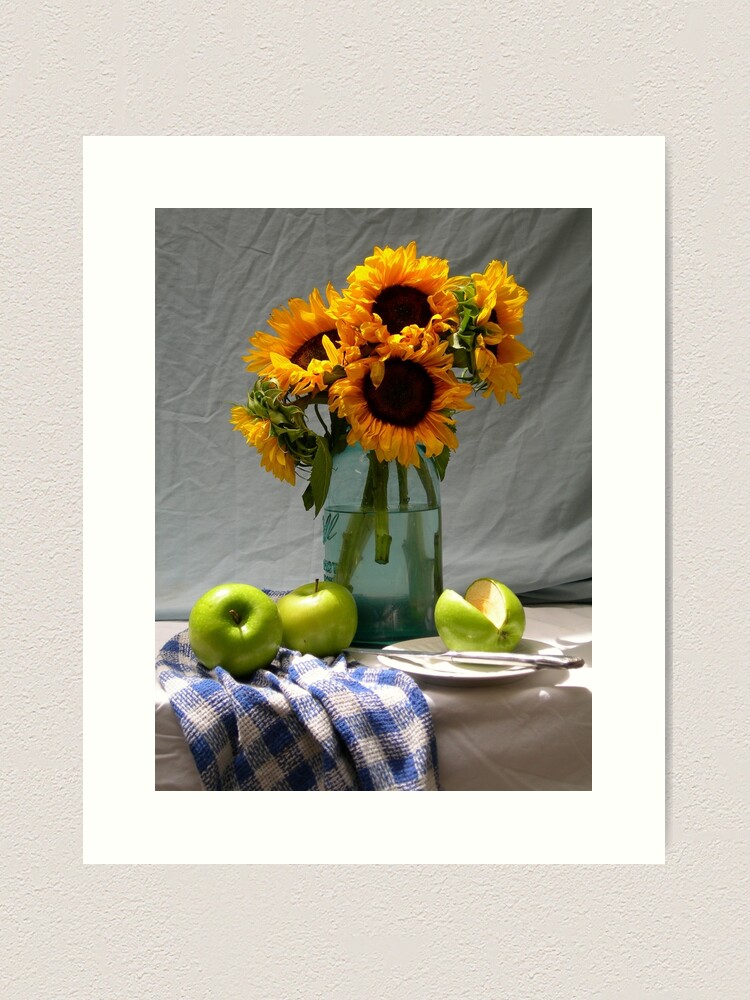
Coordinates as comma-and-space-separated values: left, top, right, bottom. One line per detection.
373, 285, 433, 335
290, 329, 338, 369
362, 358, 434, 427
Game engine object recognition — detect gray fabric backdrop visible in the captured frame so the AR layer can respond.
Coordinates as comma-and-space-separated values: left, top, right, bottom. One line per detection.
156, 207, 591, 619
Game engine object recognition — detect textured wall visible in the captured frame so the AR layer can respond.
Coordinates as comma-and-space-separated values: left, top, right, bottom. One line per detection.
3, 4, 749, 1000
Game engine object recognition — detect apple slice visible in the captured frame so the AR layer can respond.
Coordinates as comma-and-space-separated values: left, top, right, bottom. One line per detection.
434, 578, 526, 653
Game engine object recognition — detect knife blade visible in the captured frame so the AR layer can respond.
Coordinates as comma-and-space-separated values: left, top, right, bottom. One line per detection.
346, 647, 585, 670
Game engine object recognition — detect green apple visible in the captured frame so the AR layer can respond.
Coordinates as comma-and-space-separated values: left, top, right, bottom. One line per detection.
188, 583, 283, 678
276, 579, 358, 657
434, 577, 526, 653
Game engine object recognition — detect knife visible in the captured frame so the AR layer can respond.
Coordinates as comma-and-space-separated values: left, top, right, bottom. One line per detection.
346, 647, 585, 670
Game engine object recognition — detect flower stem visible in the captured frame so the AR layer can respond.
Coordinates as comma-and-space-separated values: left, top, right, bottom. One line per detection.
370, 453, 391, 564
336, 513, 372, 587
334, 460, 375, 587
397, 462, 409, 511
415, 455, 438, 508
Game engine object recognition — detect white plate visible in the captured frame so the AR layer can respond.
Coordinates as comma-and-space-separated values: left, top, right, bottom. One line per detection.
378, 635, 571, 687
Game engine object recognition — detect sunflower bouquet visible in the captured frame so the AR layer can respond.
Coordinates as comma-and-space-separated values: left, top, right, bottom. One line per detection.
230, 242, 532, 600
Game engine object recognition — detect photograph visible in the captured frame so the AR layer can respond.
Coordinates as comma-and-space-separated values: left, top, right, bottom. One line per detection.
153, 206, 593, 793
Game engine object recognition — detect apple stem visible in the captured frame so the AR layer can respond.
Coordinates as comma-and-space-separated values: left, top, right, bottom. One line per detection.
314, 578, 319, 593
229, 609, 241, 625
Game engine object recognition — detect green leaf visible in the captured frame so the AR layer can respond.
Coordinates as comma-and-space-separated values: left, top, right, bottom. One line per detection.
450, 347, 471, 370
328, 411, 351, 455
302, 482, 315, 511
322, 365, 346, 386
431, 447, 450, 481
309, 436, 333, 515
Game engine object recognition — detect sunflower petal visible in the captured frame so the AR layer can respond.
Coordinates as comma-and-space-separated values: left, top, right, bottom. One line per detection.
370, 358, 385, 388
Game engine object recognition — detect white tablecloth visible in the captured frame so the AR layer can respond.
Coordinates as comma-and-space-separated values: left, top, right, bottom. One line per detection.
155, 604, 592, 791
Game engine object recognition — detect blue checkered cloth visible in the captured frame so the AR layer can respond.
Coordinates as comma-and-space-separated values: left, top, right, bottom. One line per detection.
156, 630, 440, 791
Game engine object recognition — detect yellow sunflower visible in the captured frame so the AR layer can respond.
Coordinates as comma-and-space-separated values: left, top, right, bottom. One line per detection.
328, 337, 473, 467
474, 334, 534, 405
470, 259, 533, 404
332, 242, 462, 347
472, 259, 529, 337
229, 406, 297, 485
243, 284, 345, 396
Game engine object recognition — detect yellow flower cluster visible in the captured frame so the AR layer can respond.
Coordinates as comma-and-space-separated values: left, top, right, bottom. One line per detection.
232, 241, 532, 482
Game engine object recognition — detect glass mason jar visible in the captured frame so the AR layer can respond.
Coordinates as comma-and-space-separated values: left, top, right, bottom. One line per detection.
322, 443, 443, 647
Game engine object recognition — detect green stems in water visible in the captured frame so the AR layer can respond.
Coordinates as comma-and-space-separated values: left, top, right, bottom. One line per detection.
370, 452, 392, 564
332, 449, 437, 588
335, 461, 374, 586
